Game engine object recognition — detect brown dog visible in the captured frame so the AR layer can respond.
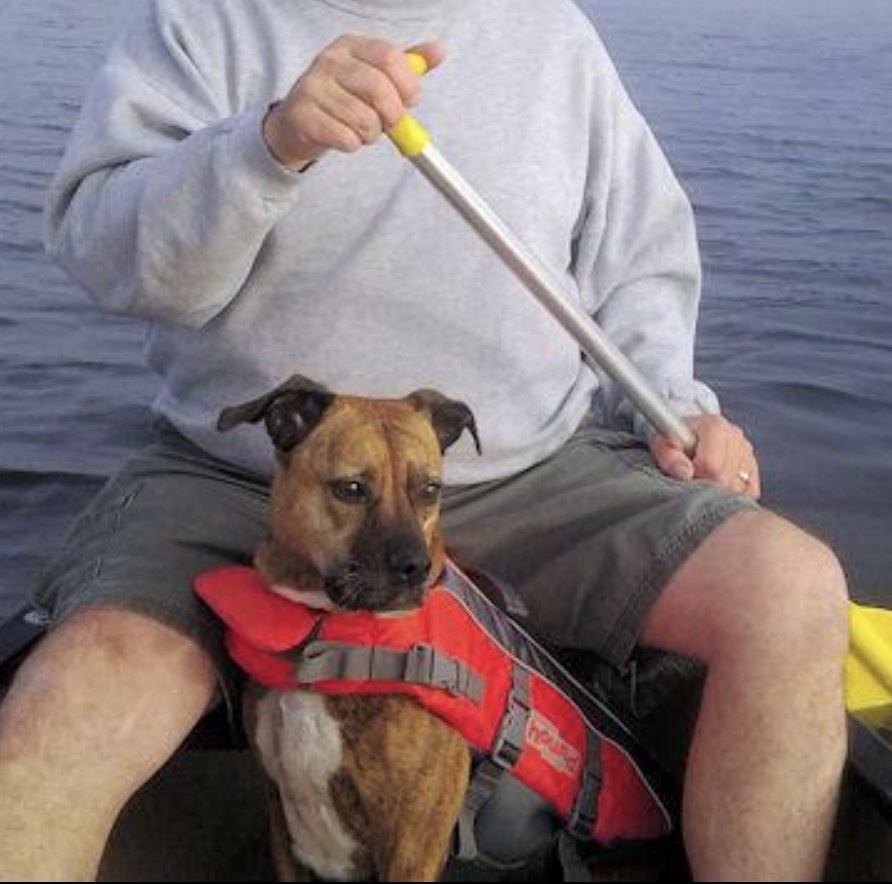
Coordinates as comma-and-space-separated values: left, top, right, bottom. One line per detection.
217, 374, 481, 882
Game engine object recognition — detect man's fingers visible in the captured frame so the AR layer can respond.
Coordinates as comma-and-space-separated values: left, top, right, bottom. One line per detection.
263, 35, 443, 168
651, 434, 695, 482
404, 41, 446, 77
680, 414, 762, 498
335, 65, 406, 131
735, 460, 762, 499
348, 37, 443, 109
318, 81, 387, 145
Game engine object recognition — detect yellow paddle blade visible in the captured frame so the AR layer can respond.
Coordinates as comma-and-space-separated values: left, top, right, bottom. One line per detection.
846, 602, 892, 729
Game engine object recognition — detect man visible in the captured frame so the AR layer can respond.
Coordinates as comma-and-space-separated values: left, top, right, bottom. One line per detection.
0, 1, 848, 880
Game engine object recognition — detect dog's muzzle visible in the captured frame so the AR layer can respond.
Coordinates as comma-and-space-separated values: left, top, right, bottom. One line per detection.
324, 553, 433, 612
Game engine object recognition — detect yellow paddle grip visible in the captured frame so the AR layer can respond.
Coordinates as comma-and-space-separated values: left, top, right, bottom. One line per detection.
406, 52, 429, 76
385, 52, 432, 157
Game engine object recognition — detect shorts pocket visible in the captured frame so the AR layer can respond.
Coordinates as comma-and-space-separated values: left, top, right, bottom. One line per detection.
33, 481, 145, 614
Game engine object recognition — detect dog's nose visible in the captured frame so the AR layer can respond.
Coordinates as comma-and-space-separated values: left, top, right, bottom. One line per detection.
387, 546, 431, 586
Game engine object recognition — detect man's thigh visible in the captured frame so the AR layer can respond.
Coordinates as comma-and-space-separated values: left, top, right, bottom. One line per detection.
33, 422, 270, 668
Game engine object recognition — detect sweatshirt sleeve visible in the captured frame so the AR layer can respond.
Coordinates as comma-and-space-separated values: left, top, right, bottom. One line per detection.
573, 59, 721, 440
43, 2, 303, 327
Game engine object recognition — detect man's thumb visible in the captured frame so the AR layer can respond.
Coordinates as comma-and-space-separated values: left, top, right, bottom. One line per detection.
663, 456, 694, 482
651, 435, 695, 482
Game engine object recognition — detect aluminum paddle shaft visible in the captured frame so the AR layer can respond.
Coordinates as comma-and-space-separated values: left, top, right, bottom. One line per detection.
386, 55, 698, 455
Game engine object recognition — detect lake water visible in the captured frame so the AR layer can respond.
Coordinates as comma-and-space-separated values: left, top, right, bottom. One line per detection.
1, 0, 890, 621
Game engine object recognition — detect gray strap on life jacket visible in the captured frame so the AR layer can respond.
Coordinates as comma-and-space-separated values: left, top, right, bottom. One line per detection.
293, 639, 485, 704
453, 664, 532, 861
556, 830, 596, 883
567, 729, 603, 839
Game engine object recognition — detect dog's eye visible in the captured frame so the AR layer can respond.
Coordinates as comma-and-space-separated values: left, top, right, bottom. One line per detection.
330, 478, 369, 504
418, 480, 442, 506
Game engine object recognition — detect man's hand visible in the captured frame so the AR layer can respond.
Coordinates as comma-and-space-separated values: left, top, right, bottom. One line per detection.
649, 413, 761, 498
262, 35, 444, 170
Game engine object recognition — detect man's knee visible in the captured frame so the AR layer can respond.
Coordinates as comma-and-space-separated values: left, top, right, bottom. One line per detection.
646, 510, 850, 665
0, 607, 221, 880
0, 606, 219, 771
733, 511, 850, 656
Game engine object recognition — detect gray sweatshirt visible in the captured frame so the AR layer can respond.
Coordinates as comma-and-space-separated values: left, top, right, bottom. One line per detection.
44, 0, 719, 484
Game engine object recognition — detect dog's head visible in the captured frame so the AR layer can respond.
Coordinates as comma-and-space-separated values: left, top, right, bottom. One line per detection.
218, 374, 480, 612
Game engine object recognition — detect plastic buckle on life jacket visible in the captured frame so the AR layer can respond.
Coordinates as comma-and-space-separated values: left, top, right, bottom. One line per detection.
567, 730, 602, 839
453, 666, 534, 863
294, 639, 486, 704
490, 666, 532, 768
403, 643, 484, 703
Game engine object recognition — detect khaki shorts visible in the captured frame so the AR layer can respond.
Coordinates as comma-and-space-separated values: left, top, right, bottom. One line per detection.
34, 416, 758, 778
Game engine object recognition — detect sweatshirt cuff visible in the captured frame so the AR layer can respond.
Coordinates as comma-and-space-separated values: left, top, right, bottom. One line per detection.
227, 106, 309, 203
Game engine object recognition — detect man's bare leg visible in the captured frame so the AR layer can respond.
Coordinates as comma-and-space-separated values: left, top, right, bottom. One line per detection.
0, 608, 218, 882
641, 509, 849, 882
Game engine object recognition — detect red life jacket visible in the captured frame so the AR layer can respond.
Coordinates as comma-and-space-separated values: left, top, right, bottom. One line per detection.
194, 561, 673, 849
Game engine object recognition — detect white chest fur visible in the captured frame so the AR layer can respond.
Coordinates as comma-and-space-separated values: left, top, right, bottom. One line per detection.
250, 690, 360, 880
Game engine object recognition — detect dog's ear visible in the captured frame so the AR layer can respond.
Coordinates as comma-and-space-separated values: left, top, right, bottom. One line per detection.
407, 389, 481, 455
217, 374, 335, 454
